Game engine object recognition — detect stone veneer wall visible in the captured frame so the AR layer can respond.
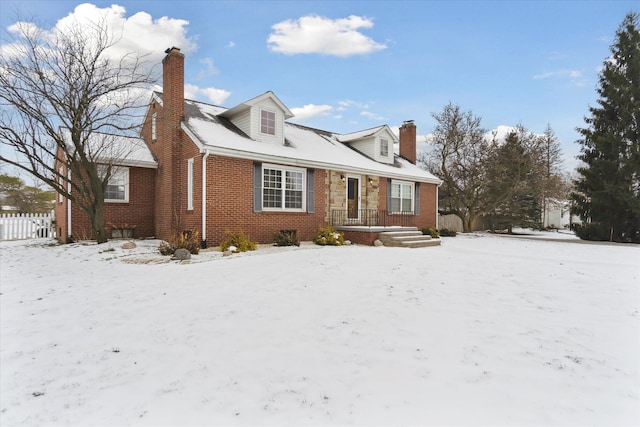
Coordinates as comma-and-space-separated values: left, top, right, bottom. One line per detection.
325, 171, 380, 223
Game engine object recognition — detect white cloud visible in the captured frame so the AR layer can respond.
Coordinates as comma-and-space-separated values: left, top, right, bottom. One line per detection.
226, 41, 235, 48
185, 84, 231, 105
197, 57, 219, 78
267, 15, 387, 57
486, 125, 516, 143
360, 111, 384, 121
6, 3, 196, 67
290, 104, 333, 121
337, 99, 370, 110
533, 69, 586, 86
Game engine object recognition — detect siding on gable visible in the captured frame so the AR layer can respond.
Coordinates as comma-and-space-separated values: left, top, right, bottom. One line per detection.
233, 109, 251, 137
349, 138, 376, 159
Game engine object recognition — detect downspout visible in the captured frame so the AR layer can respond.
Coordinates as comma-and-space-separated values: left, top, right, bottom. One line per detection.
201, 151, 210, 248
66, 169, 72, 241
435, 184, 439, 230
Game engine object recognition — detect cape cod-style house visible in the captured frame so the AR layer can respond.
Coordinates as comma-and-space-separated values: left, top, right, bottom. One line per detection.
55, 47, 442, 246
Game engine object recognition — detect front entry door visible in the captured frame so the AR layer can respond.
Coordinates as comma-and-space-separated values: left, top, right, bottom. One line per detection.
347, 176, 360, 220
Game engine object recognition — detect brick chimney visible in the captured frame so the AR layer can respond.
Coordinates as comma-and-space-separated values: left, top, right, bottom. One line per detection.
162, 47, 185, 123
158, 47, 185, 239
399, 120, 417, 164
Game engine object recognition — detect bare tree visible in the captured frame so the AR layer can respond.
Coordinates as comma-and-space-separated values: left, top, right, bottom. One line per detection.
420, 102, 490, 232
0, 16, 157, 243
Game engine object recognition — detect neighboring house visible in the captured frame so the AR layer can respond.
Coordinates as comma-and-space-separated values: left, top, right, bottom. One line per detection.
56, 47, 442, 246
542, 199, 579, 229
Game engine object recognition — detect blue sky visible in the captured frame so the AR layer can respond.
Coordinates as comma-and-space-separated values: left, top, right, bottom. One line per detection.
0, 1, 637, 172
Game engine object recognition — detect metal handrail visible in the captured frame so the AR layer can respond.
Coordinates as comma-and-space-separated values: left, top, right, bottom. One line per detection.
330, 209, 415, 227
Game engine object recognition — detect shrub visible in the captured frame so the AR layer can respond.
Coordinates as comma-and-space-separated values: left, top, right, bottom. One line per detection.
158, 230, 201, 255
313, 226, 345, 246
439, 228, 457, 237
273, 230, 300, 247
421, 226, 440, 238
574, 223, 612, 242
220, 231, 257, 253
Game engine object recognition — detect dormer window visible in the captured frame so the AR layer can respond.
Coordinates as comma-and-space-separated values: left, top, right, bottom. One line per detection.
261, 109, 276, 135
380, 138, 389, 157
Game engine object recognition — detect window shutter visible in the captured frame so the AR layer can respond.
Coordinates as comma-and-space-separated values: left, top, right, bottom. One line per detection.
253, 162, 262, 213
415, 182, 420, 215
307, 169, 315, 213
386, 179, 392, 211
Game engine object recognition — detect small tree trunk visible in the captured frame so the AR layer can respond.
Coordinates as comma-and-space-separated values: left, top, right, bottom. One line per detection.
89, 197, 108, 244
463, 214, 475, 233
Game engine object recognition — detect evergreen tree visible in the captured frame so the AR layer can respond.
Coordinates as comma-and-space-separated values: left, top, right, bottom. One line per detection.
572, 12, 640, 243
486, 129, 541, 233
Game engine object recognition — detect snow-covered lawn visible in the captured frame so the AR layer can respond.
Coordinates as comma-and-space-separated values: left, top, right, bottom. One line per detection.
1, 233, 638, 426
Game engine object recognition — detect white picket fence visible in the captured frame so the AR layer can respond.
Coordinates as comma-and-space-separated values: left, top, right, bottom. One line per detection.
0, 212, 55, 240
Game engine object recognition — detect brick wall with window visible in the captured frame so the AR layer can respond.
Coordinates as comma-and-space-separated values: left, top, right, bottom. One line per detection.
66, 167, 155, 240
204, 155, 327, 245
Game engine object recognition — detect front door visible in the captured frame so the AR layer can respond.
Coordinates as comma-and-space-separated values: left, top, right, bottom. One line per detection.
347, 176, 360, 220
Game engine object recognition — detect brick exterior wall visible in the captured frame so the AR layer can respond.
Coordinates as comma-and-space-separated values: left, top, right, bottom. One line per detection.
60, 167, 156, 241
416, 182, 438, 229
203, 155, 328, 246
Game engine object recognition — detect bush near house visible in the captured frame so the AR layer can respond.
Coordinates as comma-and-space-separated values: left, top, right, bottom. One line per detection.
439, 228, 457, 237
421, 226, 440, 238
273, 230, 300, 247
159, 230, 201, 255
220, 231, 258, 253
313, 226, 345, 246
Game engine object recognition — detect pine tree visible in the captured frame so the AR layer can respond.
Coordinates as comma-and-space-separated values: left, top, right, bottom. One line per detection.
572, 12, 640, 243
486, 130, 541, 233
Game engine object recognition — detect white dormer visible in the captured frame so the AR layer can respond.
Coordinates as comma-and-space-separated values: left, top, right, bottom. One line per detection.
218, 91, 293, 145
337, 125, 396, 165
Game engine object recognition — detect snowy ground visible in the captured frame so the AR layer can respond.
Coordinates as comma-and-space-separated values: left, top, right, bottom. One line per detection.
0, 233, 638, 427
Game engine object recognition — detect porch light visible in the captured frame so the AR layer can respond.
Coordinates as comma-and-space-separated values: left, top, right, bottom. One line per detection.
368, 177, 373, 185
340, 174, 346, 181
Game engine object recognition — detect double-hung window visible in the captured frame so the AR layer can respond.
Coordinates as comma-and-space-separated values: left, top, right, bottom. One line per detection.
380, 138, 389, 157
262, 165, 305, 211
390, 180, 413, 213
100, 166, 129, 203
187, 158, 194, 210
261, 109, 276, 135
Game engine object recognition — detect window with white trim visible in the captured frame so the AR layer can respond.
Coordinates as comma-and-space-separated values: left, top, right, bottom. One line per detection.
261, 109, 276, 135
263, 165, 305, 211
101, 166, 129, 203
390, 180, 413, 212
380, 138, 389, 157
187, 158, 194, 210
151, 112, 157, 140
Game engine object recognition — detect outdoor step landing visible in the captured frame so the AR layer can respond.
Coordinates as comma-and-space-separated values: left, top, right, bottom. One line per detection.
378, 230, 441, 248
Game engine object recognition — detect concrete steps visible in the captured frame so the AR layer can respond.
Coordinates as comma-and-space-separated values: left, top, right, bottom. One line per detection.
378, 229, 441, 248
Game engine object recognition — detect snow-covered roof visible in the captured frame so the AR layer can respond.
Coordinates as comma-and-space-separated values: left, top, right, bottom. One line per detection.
218, 91, 294, 120
182, 99, 441, 184
60, 128, 157, 169
336, 125, 392, 143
